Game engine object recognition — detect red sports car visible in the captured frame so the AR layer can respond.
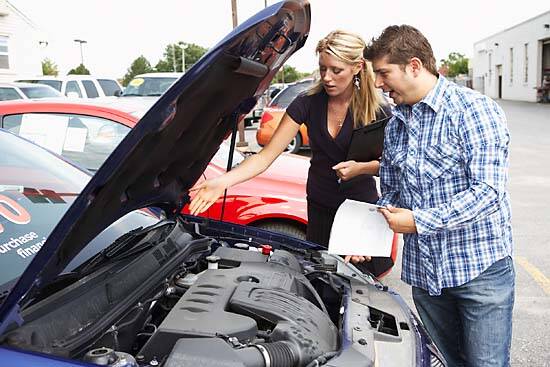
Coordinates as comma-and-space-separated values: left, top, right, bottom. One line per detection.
0, 100, 397, 276
0, 100, 309, 238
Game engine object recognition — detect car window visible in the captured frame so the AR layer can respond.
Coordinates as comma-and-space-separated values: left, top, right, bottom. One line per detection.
19, 86, 63, 99
0, 87, 22, 101
81, 80, 100, 98
97, 79, 121, 96
0, 130, 91, 288
3, 113, 131, 171
269, 82, 312, 108
18, 80, 63, 92
65, 81, 83, 98
122, 77, 177, 96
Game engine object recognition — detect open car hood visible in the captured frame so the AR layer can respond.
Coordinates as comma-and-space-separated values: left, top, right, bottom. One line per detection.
0, 0, 310, 332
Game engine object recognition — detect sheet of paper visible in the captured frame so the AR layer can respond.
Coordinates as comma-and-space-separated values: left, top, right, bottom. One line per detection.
63, 127, 88, 152
19, 114, 69, 155
328, 199, 393, 257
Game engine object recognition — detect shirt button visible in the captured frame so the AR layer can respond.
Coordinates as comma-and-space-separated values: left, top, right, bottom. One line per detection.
410, 150, 416, 156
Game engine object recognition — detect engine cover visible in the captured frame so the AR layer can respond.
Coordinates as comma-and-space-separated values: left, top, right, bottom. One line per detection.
139, 249, 338, 362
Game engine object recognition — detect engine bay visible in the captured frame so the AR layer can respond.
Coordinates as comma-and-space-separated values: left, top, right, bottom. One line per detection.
0, 218, 415, 367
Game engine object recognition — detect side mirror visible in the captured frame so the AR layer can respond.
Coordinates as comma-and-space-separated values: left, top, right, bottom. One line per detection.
66, 92, 80, 99
113, 89, 122, 97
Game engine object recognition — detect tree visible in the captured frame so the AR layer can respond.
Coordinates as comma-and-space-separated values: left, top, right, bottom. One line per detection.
273, 65, 310, 84
41, 58, 58, 76
155, 42, 208, 72
440, 52, 469, 78
67, 63, 90, 75
122, 55, 153, 86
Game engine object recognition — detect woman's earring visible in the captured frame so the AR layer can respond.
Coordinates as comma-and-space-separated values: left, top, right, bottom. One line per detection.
353, 74, 360, 90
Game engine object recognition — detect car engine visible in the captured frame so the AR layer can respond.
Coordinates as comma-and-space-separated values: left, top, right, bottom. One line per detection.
136, 247, 338, 367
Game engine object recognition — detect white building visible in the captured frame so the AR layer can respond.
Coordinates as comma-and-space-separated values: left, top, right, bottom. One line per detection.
0, 0, 44, 82
472, 10, 550, 102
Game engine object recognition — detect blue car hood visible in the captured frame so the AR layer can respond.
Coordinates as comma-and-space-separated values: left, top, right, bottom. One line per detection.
0, 0, 310, 333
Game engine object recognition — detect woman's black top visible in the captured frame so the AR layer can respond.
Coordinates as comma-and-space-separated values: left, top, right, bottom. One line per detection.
286, 90, 390, 209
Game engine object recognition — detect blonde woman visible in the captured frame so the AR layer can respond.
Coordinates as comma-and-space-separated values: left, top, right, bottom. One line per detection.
189, 30, 391, 273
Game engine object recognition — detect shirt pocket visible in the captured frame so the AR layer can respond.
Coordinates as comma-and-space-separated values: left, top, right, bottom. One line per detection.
422, 143, 461, 182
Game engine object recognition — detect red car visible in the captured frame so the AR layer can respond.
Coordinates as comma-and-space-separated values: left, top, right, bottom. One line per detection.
0, 100, 397, 276
0, 100, 309, 238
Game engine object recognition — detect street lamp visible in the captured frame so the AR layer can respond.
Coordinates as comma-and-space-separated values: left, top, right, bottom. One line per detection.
73, 39, 87, 65
178, 42, 188, 73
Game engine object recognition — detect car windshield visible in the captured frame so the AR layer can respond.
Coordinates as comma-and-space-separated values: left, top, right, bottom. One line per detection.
269, 81, 312, 108
19, 86, 63, 99
122, 77, 178, 97
18, 80, 63, 92
0, 130, 91, 289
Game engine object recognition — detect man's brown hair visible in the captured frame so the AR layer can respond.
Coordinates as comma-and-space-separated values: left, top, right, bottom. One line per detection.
364, 25, 438, 76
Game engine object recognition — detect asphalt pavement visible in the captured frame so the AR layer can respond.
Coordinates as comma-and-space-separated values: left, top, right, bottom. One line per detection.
236, 100, 550, 366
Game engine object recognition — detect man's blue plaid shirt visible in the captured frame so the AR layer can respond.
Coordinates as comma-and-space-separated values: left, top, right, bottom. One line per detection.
378, 76, 513, 296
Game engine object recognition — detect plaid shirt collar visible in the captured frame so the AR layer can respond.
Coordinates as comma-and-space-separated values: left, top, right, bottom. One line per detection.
393, 75, 449, 122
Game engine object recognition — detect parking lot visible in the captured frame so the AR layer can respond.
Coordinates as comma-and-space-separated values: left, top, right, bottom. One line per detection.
242, 99, 550, 366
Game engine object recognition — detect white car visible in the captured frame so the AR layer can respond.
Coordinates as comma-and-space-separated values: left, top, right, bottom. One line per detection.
0, 82, 64, 101
16, 76, 122, 99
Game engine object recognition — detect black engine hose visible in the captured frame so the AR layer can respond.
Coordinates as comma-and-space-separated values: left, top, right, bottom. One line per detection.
258, 342, 298, 367
236, 341, 299, 367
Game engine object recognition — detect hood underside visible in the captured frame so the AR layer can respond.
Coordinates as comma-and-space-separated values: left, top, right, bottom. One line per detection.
0, 0, 310, 333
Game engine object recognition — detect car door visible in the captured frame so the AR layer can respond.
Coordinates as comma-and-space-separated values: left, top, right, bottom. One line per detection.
1, 112, 130, 171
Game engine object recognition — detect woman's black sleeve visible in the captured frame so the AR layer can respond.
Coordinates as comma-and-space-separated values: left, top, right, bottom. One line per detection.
286, 94, 310, 126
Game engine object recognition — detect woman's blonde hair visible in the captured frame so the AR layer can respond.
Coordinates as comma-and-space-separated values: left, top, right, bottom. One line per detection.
308, 30, 384, 127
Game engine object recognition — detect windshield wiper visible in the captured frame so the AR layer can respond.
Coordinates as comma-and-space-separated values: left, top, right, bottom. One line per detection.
145, 93, 163, 96
77, 219, 175, 276
121, 93, 143, 97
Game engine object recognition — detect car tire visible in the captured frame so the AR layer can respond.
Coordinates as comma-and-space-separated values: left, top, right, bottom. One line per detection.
286, 133, 302, 154
255, 222, 306, 240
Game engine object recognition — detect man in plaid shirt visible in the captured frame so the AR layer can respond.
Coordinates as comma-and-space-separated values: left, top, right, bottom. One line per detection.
361, 26, 515, 366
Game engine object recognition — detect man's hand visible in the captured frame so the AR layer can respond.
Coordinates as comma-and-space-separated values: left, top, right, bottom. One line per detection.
344, 255, 372, 264
379, 205, 417, 233
333, 160, 359, 182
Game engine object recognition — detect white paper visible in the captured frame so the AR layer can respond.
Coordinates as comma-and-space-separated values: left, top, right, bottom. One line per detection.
19, 114, 69, 155
63, 127, 88, 152
328, 199, 393, 257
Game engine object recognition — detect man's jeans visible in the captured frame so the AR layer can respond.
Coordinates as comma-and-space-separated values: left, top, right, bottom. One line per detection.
412, 256, 515, 367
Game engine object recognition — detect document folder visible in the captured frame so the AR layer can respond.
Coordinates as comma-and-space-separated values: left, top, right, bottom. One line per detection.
346, 115, 391, 162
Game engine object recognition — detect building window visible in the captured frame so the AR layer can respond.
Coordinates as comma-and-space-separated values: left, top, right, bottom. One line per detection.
523, 43, 529, 84
0, 35, 9, 69
509, 48, 514, 84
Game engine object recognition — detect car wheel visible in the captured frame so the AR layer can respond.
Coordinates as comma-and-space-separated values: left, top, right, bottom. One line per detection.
286, 133, 302, 154
255, 222, 306, 240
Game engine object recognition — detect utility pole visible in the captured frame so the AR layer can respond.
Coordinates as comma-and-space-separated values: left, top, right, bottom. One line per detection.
178, 42, 187, 73
73, 39, 87, 65
232, 0, 248, 148
172, 45, 177, 72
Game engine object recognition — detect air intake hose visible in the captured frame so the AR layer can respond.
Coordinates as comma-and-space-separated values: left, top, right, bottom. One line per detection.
236, 341, 299, 367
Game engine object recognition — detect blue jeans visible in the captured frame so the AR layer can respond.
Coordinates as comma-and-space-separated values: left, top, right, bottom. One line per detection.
412, 256, 515, 367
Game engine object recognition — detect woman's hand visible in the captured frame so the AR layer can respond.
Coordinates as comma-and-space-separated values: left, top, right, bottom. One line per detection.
332, 160, 360, 181
333, 159, 380, 181
188, 177, 228, 215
